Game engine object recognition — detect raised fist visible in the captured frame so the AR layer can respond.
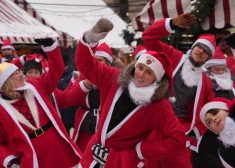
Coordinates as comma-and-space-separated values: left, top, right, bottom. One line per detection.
85, 18, 114, 43
34, 37, 54, 47
172, 13, 196, 31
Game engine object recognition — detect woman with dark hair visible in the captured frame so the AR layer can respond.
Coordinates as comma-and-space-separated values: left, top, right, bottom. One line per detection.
200, 97, 235, 167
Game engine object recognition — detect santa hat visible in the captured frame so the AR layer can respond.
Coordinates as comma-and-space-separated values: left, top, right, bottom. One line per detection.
200, 97, 231, 133
23, 54, 43, 75
0, 62, 18, 88
204, 46, 227, 69
95, 43, 113, 63
135, 51, 175, 103
133, 45, 147, 60
191, 34, 216, 59
1, 39, 15, 50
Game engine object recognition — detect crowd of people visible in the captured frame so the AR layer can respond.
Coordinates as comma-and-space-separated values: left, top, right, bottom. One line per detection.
0, 13, 235, 168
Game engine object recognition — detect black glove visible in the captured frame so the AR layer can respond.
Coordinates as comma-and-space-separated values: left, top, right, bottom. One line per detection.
92, 143, 109, 166
34, 38, 54, 47
221, 33, 235, 49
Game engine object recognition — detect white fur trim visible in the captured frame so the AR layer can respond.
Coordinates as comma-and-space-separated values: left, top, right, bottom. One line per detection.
192, 39, 215, 55
73, 111, 89, 142
1, 45, 14, 50
181, 58, 202, 87
25, 90, 40, 128
173, 54, 188, 77
189, 127, 203, 152
3, 155, 17, 168
20, 82, 82, 158
107, 105, 142, 139
135, 50, 147, 60
20, 55, 26, 65
137, 161, 145, 168
135, 142, 145, 160
231, 48, 235, 57
69, 127, 74, 138
219, 150, 233, 168
79, 36, 99, 48
0, 97, 39, 167
204, 59, 227, 69
136, 54, 165, 82
187, 73, 202, 135
0, 64, 18, 88
95, 51, 113, 63
165, 18, 175, 33
101, 87, 123, 146
52, 92, 61, 117
79, 80, 91, 92
41, 40, 58, 52
200, 102, 228, 132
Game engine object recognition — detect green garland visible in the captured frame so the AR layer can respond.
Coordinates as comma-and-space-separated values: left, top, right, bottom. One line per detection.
121, 0, 217, 46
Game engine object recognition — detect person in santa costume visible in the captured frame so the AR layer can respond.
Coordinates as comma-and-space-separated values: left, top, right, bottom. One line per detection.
192, 46, 235, 168
75, 18, 186, 168
133, 45, 147, 61
220, 33, 235, 87
0, 39, 17, 63
200, 97, 235, 168
0, 38, 82, 168
142, 13, 216, 157
72, 42, 115, 152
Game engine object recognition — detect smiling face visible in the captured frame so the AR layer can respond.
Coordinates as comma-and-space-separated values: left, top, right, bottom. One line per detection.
134, 63, 156, 87
25, 69, 41, 79
205, 109, 229, 134
8, 69, 25, 88
191, 45, 210, 65
1, 48, 13, 57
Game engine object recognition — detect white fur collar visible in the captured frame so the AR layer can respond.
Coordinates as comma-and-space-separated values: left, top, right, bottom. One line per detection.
218, 117, 235, 148
210, 71, 233, 90
181, 58, 202, 87
4, 89, 40, 130
128, 79, 158, 105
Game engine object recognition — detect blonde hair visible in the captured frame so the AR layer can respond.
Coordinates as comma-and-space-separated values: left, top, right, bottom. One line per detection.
1, 78, 21, 99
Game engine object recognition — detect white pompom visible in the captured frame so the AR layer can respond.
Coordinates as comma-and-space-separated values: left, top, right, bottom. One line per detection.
35, 58, 40, 62
45, 67, 49, 72
169, 96, 176, 103
137, 161, 144, 168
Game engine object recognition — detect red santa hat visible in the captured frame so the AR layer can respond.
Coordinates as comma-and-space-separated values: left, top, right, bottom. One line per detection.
191, 34, 216, 59
0, 62, 18, 88
1, 39, 15, 50
133, 45, 147, 60
95, 43, 113, 63
204, 46, 227, 69
200, 97, 231, 132
135, 51, 175, 102
23, 54, 43, 75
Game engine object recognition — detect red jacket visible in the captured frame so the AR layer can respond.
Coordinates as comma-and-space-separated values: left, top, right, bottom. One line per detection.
75, 38, 186, 168
142, 18, 215, 152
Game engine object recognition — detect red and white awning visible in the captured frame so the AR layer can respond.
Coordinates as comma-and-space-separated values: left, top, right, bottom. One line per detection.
0, 0, 59, 44
13, 0, 74, 47
132, 0, 235, 31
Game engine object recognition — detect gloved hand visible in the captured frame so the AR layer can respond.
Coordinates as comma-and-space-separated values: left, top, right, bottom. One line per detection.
34, 37, 54, 47
84, 18, 114, 43
10, 164, 20, 168
171, 13, 196, 31
221, 33, 235, 49
92, 143, 109, 166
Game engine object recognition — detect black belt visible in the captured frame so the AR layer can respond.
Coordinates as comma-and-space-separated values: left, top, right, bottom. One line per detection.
81, 106, 99, 116
28, 121, 53, 139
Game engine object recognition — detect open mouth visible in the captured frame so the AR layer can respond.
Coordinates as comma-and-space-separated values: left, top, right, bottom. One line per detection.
217, 120, 221, 127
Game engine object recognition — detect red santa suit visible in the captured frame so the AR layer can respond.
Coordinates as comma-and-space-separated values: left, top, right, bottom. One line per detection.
142, 18, 215, 153
75, 38, 186, 168
0, 41, 82, 168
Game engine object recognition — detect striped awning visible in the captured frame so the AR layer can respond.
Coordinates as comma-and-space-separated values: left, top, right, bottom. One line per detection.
13, 0, 74, 47
0, 0, 59, 44
131, 0, 235, 31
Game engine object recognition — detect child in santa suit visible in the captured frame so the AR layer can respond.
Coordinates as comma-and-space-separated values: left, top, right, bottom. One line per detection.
0, 38, 81, 168
75, 18, 186, 168
200, 97, 235, 168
